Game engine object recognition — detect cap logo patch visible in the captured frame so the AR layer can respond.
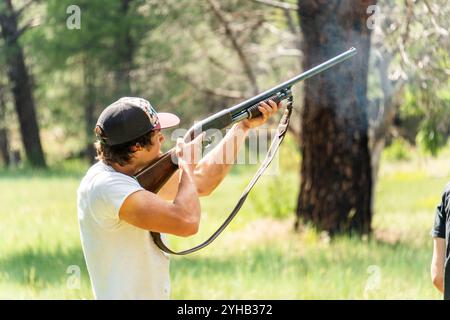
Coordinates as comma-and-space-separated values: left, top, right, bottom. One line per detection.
132, 97, 159, 127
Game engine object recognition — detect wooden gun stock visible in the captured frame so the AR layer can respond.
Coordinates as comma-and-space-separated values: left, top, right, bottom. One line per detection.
134, 149, 179, 193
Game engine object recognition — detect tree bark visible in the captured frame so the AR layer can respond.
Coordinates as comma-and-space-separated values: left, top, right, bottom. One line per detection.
295, 0, 375, 235
113, 0, 134, 98
0, 85, 10, 166
83, 59, 97, 163
0, 0, 46, 167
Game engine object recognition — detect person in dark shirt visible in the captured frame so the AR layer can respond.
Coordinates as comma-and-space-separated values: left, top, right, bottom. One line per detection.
431, 183, 450, 298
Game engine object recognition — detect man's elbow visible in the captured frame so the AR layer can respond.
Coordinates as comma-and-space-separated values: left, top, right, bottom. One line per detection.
175, 207, 200, 237
197, 180, 221, 197
178, 221, 199, 237
197, 186, 213, 197
432, 273, 444, 293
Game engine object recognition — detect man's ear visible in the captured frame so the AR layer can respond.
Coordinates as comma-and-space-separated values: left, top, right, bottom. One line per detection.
131, 143, 142, 152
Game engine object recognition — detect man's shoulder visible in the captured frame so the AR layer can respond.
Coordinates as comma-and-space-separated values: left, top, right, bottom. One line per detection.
79, 162, 117, 192
90, 162, 142, 190
438, 182, 450, 216
79, 161, 143, 199
443, 182, 450, 196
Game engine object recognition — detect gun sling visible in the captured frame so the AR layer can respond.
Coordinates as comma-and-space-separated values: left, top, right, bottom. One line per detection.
150, 97, 293, 255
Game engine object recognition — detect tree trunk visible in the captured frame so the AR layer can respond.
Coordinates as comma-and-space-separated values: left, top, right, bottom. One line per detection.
295, 0, 375, 235
0, 85, 10, 166
113, 0, 134, 98
0, 0, 46, 167
83, 60, 97, 163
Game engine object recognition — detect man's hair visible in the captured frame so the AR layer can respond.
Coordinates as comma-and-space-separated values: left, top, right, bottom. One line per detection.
94, 126, 155, 166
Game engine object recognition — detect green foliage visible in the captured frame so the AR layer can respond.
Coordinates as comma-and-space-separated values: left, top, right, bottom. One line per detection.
247, 133, 300, 219
382, 138, 412, 161
372, 0, 450, 155
416, 121, 448, 157
2, 0, 305, 165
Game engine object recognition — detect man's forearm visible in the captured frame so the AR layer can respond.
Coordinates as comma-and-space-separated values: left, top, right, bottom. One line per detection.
431, 237, 446, 294
174, 168, 201, 227
193, 122, 249, 195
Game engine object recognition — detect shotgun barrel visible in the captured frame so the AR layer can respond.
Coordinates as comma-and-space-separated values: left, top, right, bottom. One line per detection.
184, 47, 357, 140
136, 47, 358, 191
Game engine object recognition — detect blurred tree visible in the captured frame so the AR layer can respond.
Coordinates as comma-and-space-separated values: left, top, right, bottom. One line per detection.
20, 0, 302, 164
0, 82, 10, 166
295, 0, 375, 235
112, 0, 135, 98
0, 0, 46, 167
0, 37, 10, 166
35, 0, 165, 162
368, 0, 450, 166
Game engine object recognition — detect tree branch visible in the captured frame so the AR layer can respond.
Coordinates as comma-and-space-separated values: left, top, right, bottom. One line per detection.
14, 0, 40, 19
422, 0, 449, 36
206, 0, 259, 94
252, 0, 298, 11
186, 28, 235, 74
175, 71, 246, 100
15, 21, 31, 38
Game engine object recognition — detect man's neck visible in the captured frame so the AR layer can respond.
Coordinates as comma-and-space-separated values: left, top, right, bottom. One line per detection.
109, 162, 139, 176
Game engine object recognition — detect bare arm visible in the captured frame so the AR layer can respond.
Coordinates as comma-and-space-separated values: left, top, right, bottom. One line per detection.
157, 123, 250, 199
431, 237, 445, 293
120, 138, 203, 237
158, 124, 248, 199
157, 100, 281, 199
193, 122, 249, 196
194, 100, 281, 196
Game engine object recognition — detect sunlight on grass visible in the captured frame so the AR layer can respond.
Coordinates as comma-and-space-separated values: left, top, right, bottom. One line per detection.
0, 144, 448, 299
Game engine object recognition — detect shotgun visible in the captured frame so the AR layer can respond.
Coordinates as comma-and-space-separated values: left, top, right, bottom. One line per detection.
135, 47, 357, 192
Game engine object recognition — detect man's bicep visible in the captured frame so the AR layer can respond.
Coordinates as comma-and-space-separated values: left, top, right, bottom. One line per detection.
433, 237, 446, 256
118, 189, 185, 235
432, 238, 446, 278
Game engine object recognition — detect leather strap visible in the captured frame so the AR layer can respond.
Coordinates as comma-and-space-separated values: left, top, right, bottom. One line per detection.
151, 97, 294, 255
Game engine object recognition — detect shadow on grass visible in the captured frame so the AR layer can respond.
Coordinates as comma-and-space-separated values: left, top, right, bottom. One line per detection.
171, 236, 431, 281
0, 246, 89, 288
172, 248, 295, 276
0, 234, 430, 292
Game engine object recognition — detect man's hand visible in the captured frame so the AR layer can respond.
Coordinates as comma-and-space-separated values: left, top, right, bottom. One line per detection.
241, 99, 282, 129
175, 133, 205, 173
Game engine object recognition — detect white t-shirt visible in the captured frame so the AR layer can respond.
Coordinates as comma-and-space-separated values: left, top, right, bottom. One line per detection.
77, 160, 170, 300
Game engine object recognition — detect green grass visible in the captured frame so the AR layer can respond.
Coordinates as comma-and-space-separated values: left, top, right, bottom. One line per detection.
0, 148, 446, 299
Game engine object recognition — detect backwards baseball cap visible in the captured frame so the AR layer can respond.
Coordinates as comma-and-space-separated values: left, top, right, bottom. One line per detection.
96, 97, 180, 146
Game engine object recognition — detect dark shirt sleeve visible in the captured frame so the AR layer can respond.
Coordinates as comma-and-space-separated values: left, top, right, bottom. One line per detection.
432, 185, 449, 239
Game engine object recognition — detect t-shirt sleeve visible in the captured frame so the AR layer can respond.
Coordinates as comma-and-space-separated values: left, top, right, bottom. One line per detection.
92, 172, 144, 228
432, 185, 449, 239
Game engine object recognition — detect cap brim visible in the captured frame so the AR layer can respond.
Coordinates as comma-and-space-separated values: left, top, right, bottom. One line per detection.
157, 112, 180, 129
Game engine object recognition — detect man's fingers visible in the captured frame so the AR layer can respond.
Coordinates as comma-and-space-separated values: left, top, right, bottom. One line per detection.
260, 100, 277, 114
258, 105, 269, 119
175, 138, 184, 157
178, 132, 205, 165
259, 102, 270, 113
192, 132, 205, 144
277, 100, 283, 108
267, 99, 278, 112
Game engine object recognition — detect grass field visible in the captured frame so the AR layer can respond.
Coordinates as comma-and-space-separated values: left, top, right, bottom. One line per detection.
0, 144, 448, 299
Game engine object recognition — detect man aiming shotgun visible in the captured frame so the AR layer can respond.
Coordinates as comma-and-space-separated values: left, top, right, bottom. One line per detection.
77, 96, 281, 299
76, 48, 356, 299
